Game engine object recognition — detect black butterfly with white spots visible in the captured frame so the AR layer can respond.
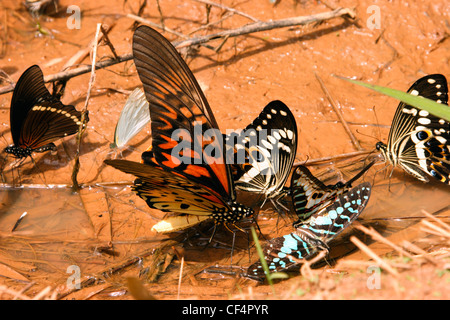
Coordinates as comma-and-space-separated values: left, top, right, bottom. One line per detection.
225, 100, 297, 213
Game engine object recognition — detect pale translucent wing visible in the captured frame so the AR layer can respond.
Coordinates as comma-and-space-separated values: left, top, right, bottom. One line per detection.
151, 215, 210, 233
113, 88, 150, 149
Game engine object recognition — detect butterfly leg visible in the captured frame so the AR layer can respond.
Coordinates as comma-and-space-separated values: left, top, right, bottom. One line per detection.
270, 197, 289, 215
9, 157, 27, 186
251, 215, 267, 241
0, 153, 9, 183
207, 224, 218, 245
230, 230, 236, 266
29, 156, 49, 187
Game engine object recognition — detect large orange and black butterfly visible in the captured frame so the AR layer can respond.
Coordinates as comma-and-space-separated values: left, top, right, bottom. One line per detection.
4, 65, 85, 159
105, 25, 254, 233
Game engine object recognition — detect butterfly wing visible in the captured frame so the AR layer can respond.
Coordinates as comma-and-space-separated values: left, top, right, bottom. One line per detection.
225, 100, 297, 199
10, 65, 83, 150
290, 165, 346, 222
132, 26, 233, 202
104, 159, 232, 232
382, 74, 449, 184
247, 182, 371, 278
291, 161, 374, 223
112, 88, 151, 149
297, 182, 371, 240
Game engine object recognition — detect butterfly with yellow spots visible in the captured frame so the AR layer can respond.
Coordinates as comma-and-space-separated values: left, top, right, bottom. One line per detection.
5, 65, 86, 159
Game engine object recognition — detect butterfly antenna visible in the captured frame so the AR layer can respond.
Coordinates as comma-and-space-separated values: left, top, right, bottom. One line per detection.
372, 105, 383, 141
345, 159, 376, 187
354, 128, 382, 142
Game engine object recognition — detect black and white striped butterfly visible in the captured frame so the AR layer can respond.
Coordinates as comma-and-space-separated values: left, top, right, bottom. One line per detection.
376, 74, 449, 184
225, 100, 297, 212
246, 182, 371, 280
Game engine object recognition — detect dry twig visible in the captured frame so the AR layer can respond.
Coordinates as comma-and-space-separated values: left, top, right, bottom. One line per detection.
354, 222, 415, 259
192, 0, 260, 22
0, 7, 356, 95
350, 236, 399, 277
314, 72, 363, 151
401, 240, 439, 265
71, 23, 102, 191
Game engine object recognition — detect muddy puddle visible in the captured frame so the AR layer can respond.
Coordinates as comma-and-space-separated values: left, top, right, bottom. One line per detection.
0, 0, 449, 300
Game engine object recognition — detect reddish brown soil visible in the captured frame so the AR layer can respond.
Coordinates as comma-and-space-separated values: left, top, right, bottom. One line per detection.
0, 0, 448, 300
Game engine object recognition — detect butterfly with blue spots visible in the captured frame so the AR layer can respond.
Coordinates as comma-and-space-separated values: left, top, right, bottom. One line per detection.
247, 182, 371, 280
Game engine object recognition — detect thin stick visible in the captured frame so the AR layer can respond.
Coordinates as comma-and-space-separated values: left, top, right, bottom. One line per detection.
314, 72, 362, 151
155, 0, 164, 28
188, 11, 233, 36
62, 23, 115, 71
350, 236, 399, 277
71, 23, 101, 192
126, 14, 215, 51
0, 285, 32, 300
0, 181, 133, 189
401, 240, 439, 265
126, 13, 187, 39
421, 220, 450, 239
192, 0, 260, 22
173, 8, 355, 49
100, 25, 119, 60
1, 10, 7, 58
421, 210, 450, 233
177, 256, 184, 300
0, 7, 356, 95
299, 250, 327, 279
354, 223, 415, 259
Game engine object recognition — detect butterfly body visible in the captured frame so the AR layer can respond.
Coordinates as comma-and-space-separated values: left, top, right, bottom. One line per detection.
247, 182, 371, 279
376, 74, 449, 184
4, 65, 84, 159
5, 143, 56, 159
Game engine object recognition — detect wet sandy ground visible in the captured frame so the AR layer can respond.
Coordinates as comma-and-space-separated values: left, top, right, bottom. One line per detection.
0, 0, 449, 299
